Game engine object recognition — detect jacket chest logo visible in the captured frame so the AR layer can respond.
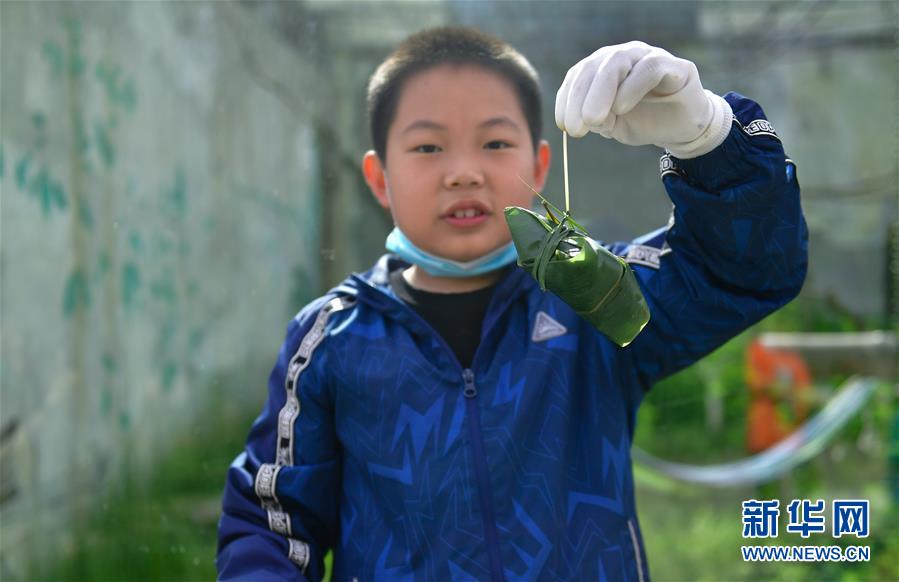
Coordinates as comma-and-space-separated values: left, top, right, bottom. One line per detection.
532, 311, 567, 342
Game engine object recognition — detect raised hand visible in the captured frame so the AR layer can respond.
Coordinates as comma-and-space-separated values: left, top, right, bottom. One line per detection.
555, 41, 733, 159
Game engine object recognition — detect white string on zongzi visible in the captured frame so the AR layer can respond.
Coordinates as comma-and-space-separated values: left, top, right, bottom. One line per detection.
562, 130, 570, 214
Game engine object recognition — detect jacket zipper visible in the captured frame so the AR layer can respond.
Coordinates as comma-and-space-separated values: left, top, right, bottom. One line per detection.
362, 283, 513, 580
463, 368, 505, 582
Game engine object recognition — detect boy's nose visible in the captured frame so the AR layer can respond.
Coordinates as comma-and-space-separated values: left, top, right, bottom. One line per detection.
444, 166, 485, 189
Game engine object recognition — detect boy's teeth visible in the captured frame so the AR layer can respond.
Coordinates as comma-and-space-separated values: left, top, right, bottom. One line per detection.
452, 209, 481, 218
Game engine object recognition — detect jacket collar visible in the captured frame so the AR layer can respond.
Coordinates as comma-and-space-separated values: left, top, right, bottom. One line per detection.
341, 253, 536, 323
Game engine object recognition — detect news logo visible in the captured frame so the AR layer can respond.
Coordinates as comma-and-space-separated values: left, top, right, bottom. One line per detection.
742, 499, 780, 538
786, 499, 826, 538
833, 500, 869, 538
741, 499, 871, 562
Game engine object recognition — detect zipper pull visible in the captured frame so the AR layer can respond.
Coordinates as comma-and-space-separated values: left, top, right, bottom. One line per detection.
462, 369, 478, 398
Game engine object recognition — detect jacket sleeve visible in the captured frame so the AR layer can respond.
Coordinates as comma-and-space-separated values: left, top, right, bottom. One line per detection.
610, 92, 809, 391
217, 295, 353, 581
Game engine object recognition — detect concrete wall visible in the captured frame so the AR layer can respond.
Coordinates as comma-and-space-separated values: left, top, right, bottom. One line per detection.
0, 2, 328, 576
695, 1, 897, 318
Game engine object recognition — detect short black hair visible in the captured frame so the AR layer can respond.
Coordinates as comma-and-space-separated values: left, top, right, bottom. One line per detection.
367, 26, 542, 162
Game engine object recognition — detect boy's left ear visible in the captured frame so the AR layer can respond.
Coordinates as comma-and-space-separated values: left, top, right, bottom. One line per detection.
362, 150, 390, 209
533, 140, 551, 191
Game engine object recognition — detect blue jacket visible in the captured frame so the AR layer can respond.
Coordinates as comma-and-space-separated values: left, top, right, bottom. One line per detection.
217, 93, 808, 581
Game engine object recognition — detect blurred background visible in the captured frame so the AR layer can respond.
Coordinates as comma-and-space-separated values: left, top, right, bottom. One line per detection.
1, 0, 896, 580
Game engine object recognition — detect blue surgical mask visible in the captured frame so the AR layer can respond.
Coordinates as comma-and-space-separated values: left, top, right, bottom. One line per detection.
385, 227, 518, 278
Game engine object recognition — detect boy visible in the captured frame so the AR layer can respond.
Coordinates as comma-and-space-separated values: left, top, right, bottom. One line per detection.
217, 27, 807, 581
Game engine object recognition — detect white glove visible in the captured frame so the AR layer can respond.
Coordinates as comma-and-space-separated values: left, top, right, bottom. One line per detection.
555, 41, 733, 159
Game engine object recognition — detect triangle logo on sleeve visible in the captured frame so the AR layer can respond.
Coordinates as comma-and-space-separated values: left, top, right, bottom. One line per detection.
532, 311, 567, 342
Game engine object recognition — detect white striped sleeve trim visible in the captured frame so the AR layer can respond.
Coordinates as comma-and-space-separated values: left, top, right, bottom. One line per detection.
288, 538, 311, 571
659, 153, 680, 179
734, 117, 781, 142
255, 295, 356, 573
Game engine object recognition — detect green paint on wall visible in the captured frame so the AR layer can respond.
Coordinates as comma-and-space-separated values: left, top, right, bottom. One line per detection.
101, 352, 118, 373
63, 268, 91, 316
42, 41, 65, 78
32, 112, 47, 130
120, 79, 138, 112
161, 362, 177, 393
0, 145, 5, 179
62, 17, 83, 47
149, 277, 175, 304
69, 55, 87, 78
94, 121, 115, 168
95, 62, 118, 96
95, 62, 138, 113
78, 199, 94, 229
15, 155, 31, 189
60, 17, 85, 79
29, 167, 68, 217
122, 262, 141, 309
97, 252, 111, 276
129, 231, 142, 253
53, 179, 68, 212
119, 412, 130, 430
168, 166, 188, 215
32, 112, 48, 150
74, 114, 91, 156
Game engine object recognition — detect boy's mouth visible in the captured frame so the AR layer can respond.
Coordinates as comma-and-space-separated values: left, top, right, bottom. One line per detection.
442, 200, 490, 228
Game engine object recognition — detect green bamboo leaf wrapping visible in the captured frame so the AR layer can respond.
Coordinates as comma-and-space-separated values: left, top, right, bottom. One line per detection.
505, 205, 650, 347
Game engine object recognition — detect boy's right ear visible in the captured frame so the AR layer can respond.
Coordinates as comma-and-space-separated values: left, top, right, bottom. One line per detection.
362, 150, 390, 209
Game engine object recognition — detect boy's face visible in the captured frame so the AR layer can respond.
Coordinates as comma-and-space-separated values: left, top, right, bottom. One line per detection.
363, 64, 551, 264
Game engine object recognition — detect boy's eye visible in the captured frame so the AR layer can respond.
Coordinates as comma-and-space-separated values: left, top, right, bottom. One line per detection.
414, 144, 441, 154
485, 140, 511, 150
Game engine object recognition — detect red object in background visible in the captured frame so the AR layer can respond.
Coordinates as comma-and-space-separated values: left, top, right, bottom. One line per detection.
746, 340, 812, 454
